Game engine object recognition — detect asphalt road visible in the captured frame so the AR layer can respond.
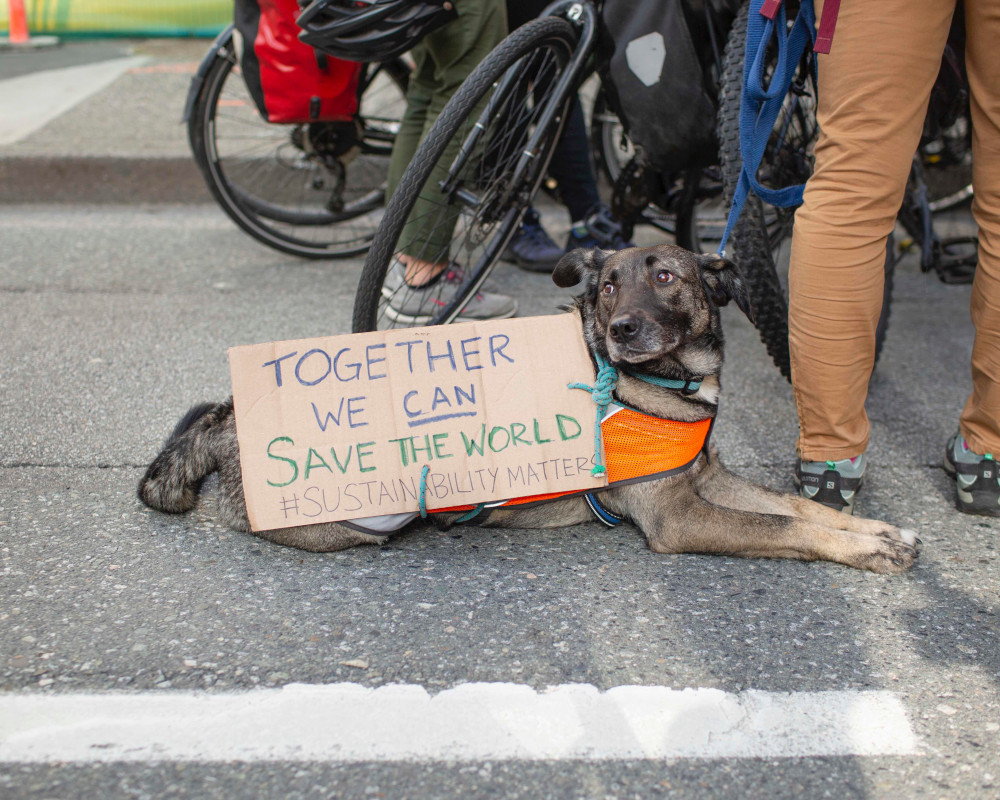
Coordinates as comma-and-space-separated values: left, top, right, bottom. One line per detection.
1, 200, 998, 798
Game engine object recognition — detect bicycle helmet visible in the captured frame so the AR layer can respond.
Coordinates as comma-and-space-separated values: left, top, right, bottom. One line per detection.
297, 0, 457, 62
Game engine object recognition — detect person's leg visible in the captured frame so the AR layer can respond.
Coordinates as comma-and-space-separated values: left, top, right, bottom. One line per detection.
942, 0, 1000, 513
547, 95, 601, 222
384, 43, 433, 201
958, 0, 1000, 455
789, 0, 956, 462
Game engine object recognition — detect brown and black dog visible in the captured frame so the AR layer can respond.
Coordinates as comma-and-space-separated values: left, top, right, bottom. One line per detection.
139, 244, 919, 573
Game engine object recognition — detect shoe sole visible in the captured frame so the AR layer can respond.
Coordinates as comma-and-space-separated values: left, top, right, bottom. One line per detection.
793, 472, 859, 515
382, 301, 518, 326
945, 451, 1000, 515
955, 495, 1000, 516
499, 250, 560, 273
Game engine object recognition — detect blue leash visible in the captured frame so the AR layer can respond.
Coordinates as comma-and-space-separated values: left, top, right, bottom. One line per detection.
717, 0, 818, 256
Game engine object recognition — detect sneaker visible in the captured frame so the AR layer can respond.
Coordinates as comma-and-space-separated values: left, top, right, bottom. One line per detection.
565, 203, 635, 252
943, 432, 1000, 516
382, 259, 517, 325
503, 208, 564, 273
794, 453, 866, 514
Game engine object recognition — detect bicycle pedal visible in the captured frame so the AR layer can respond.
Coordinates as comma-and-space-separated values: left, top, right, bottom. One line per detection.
935, 236, 978, 284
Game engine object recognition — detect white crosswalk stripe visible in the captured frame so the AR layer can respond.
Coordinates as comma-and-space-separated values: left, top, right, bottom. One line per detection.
0, 683, 920, 763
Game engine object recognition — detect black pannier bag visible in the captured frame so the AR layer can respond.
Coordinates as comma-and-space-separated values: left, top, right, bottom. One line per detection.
597, 0, 738, 173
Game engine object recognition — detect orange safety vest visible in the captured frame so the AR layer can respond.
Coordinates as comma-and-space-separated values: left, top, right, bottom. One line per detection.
440, 403, 713, 522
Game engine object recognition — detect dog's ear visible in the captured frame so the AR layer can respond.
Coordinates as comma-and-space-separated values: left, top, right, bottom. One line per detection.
697, 253, 755, 323
553, 248, 609, 294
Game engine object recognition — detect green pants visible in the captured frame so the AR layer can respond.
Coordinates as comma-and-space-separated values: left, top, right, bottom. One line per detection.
385, 0, 507, 261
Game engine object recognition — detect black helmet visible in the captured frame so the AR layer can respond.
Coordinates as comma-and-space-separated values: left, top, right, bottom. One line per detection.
297, 0, 457, 62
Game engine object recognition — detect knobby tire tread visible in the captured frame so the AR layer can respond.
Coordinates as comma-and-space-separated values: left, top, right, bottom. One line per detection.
717, 0, 793, 380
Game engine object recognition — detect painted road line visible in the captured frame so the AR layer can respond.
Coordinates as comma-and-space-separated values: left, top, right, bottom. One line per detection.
0, 683, 920, 763
0, 56, 149, 146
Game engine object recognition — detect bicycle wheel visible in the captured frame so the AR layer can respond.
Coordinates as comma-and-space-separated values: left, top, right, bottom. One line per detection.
717, 0, 894, 381
353, 17, 577, 332
189, 34, 409, 259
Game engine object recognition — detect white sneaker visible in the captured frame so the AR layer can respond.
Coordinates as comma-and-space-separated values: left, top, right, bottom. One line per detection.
382, 259, 516, 324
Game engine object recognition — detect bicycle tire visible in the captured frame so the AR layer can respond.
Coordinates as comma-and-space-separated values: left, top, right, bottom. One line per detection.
353, 16, 577, 332
717, 0, 894, 381
188, 36, 409, 259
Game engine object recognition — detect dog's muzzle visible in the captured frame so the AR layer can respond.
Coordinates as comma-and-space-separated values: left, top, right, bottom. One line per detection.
609, 313, 641, 343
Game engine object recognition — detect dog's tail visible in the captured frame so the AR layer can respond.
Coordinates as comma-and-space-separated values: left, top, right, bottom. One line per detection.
137, 400, 233, 513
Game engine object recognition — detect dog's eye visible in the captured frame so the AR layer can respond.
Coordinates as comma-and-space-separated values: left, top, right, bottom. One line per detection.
602, 282, 615, 295
656, 270, 675, 284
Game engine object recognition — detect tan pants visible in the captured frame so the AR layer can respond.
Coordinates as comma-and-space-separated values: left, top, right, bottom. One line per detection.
789, 0, 1000, 460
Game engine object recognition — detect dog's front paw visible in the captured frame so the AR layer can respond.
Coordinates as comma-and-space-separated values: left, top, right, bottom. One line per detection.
856, 527, 921, 574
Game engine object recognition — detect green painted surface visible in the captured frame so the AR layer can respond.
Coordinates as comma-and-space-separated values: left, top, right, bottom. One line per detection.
2, 0, 230, 36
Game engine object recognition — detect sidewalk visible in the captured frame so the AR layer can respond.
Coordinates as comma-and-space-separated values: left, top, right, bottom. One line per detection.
0, 38, 211, 203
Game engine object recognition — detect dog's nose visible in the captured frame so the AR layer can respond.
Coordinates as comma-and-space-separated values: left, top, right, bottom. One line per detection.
609, 314, 641, 343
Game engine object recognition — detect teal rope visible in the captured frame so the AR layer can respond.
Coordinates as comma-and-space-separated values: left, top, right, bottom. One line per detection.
568, 353, 619, 476
418, 464, 430, 519
455, 504, 486, 523
418, 465, 484, 522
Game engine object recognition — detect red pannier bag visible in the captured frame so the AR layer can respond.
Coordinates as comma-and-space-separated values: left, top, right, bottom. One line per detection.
235, 0, 363, 123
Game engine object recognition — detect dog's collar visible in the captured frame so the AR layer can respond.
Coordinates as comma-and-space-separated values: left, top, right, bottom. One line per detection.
621, 369, 703, 395
601, 354, 703, 395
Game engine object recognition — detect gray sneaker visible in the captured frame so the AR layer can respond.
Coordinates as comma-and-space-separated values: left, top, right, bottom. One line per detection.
382, 260, 516, 325
794, 453, 866, 514
944, 432, 1000, 516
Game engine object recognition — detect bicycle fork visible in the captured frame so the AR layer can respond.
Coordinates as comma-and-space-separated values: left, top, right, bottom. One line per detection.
438, 1, 598, 217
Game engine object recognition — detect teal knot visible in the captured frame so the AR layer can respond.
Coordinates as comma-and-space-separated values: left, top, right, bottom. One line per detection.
568, 354, 618, 477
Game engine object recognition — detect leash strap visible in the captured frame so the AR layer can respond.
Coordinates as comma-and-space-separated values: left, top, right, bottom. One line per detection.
584, 492, 626, 527
717, 0, 818, 255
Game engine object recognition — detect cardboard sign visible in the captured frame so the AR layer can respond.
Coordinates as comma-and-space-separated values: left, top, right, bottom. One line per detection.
228, 314, 605, 531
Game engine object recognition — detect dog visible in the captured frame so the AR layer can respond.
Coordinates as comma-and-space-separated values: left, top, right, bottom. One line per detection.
138, 244, 919, 573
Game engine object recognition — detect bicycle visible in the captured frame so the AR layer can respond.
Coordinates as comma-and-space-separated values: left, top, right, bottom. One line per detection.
587, 0, 741, 254
353, 0, 740, 331
184, 24, 410, 259
714, 0, 974, 380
